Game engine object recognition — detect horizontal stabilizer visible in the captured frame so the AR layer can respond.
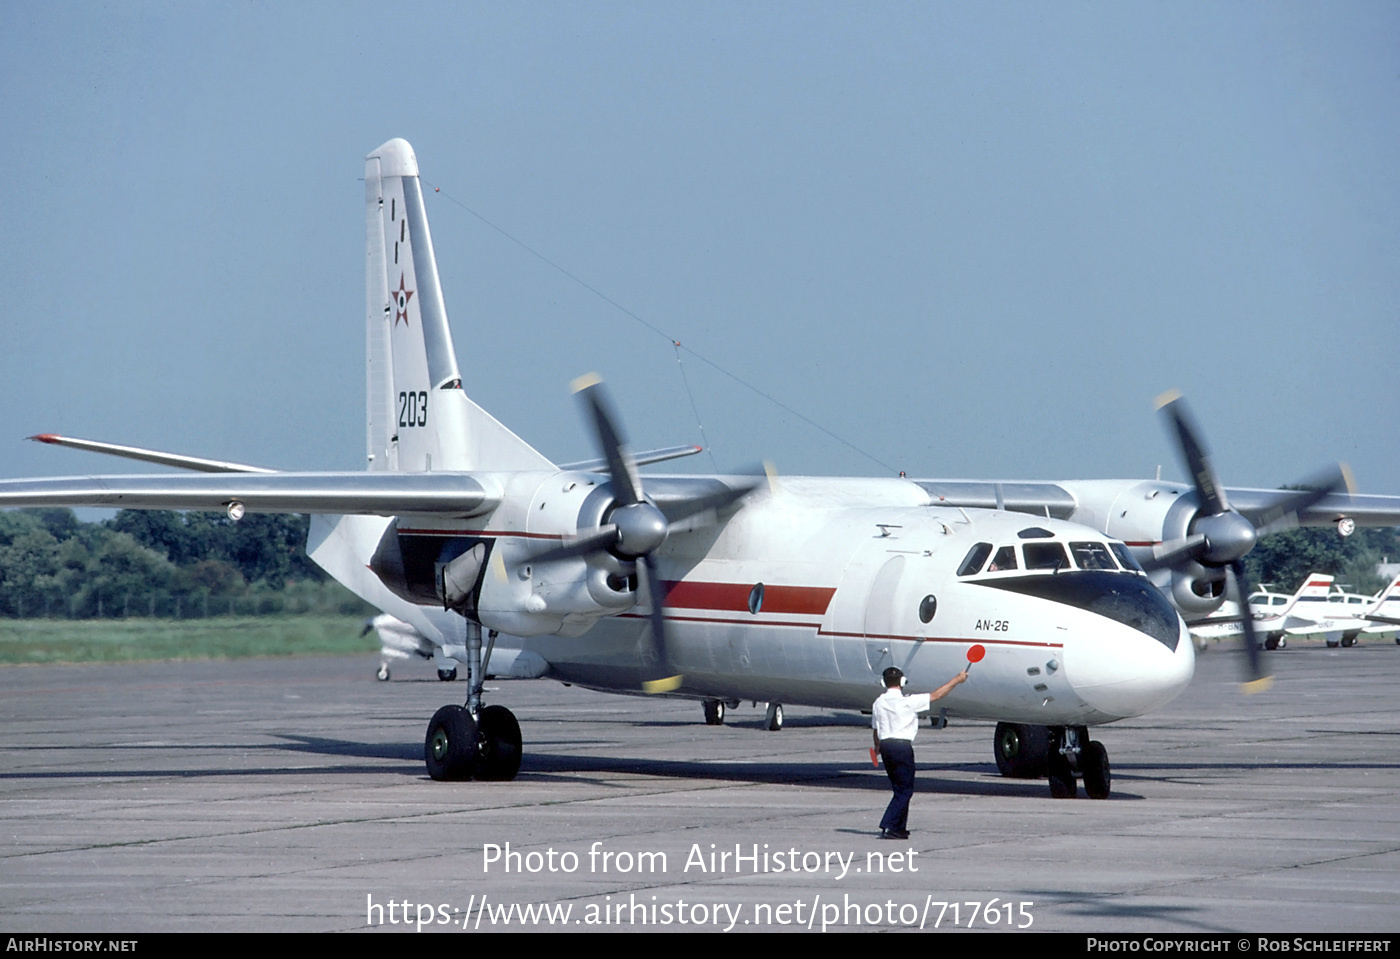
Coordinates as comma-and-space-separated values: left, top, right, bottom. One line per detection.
27, 434, 272, 474
559, 445, 702, 473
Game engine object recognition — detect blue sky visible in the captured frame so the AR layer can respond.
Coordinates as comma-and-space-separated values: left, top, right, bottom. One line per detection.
2, 2, 1396, 496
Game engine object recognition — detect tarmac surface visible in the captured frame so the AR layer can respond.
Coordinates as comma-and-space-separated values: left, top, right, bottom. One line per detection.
1, 638, 1398, 933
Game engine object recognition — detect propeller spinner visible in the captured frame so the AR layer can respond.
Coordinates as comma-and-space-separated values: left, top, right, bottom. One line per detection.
533, 374, 760, 694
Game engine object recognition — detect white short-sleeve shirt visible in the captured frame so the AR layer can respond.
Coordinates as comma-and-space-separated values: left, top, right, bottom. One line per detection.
872, 688, 931, 742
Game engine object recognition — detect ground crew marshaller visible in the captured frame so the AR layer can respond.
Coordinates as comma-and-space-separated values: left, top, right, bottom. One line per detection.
871, 666, 969, 840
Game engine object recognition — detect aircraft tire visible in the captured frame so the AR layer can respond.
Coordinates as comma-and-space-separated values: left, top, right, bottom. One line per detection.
437, 668, 458, 682
703, 700, 725, 725
475, 705, 523, 782
1341, 635, 1356, 648
1326, 640, 1340, 648
764, 702, 783, 731
376, 664, 391, 682
1277, 637, 1286, 649
994, 722, 1048, 779
1264, 636, 1279, 651
425, 704, 478, 781
1081, 741, 1111, 800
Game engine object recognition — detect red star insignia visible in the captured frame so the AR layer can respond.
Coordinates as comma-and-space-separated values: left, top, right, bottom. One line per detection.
393, 273, 415, 327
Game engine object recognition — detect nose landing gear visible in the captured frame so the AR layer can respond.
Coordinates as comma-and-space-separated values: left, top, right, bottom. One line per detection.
993, 724, 1110, 799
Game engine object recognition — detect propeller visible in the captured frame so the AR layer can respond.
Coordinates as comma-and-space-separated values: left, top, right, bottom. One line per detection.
533, 373, 761, 694
1148, 391, 1353, 691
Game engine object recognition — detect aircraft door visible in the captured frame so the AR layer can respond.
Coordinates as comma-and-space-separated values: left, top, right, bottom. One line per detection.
864, 555, 906, 673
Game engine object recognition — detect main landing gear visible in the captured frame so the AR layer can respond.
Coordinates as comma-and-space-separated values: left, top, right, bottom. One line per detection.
993, 723, 1110, 799
700, 699, 782, 730
425, 624, 522, 782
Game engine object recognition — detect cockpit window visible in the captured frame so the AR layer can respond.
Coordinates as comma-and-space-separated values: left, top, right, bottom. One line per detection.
1023, 542, 1069, 571
1070, 542, 1118, 571
957, 542, 993, 577
987, 545, 1018, 572
1017, 527, 1054, 540
1109, 542, 1144, 572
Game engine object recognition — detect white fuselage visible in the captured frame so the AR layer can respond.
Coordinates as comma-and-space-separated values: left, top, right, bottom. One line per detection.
354, 473, 1195, 727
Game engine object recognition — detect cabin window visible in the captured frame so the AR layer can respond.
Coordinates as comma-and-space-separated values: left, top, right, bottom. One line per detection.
957, 542, 993, 577
918, 595, 938, 623
748, 583, 765, 614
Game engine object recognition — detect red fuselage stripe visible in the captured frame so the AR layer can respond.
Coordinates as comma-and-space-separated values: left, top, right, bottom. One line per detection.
662, 581, 836, 615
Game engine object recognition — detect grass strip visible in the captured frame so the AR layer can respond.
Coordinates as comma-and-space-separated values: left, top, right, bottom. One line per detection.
0, 616, 377, 664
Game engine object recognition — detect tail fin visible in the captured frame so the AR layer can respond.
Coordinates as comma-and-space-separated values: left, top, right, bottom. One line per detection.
364, 139, 554, 473
1285, 573, 1334, 613
1367, 574, 1400, 614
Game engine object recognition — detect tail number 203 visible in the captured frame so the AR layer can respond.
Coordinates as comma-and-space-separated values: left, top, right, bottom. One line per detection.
399, 391, 428, 428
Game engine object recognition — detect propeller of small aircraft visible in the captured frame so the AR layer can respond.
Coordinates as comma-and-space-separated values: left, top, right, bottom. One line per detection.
532, 373, 761, 694
1146, 391, 1353, 690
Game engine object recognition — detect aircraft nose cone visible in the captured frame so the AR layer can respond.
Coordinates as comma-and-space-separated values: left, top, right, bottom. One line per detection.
1065, 618, 1195, 719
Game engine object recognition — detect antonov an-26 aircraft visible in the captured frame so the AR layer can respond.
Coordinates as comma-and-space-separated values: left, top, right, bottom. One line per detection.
7, 139, 1400, 799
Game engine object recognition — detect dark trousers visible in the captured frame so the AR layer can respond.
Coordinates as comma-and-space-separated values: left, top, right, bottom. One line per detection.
879, 739, 915, 833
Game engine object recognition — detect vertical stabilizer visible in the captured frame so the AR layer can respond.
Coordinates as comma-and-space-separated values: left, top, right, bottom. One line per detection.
1287, 573, 1334, 614
1365, 574, 1400, 616
364, 139, 554, 473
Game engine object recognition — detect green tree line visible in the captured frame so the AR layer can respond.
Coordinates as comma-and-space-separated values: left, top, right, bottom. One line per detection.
1242, 524, 1400, 597
0, 508, 371, 619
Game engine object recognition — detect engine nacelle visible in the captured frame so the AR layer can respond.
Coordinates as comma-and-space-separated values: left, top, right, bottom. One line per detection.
1167, 561, 1229, 616
1094, 479, 1231, 618
367, 473, 646, 637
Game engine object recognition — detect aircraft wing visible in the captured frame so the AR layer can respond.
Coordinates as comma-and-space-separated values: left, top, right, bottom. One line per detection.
0, 472, 499, 518
911, 480, 1078, 518
1224, 489, 1400, 529
911, 479, 1400, 528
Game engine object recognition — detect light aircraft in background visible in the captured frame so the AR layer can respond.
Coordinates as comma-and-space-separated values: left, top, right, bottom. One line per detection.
1189, 573, 1400, 650
1340, 575, 1400, 644
8, 139, 1400, 800
1190, 574, 1339, 650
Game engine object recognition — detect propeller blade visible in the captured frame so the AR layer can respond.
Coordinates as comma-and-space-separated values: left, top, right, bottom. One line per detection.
638, 554, 681, 694
572, 374, 643, 506
1139, 533, 1209, 572
1252, 464, 1355, 538
529, 524, 621, 563
663, 476, 763, 524
1157, 391, 1229, 515
1229, 560, 1272, 693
